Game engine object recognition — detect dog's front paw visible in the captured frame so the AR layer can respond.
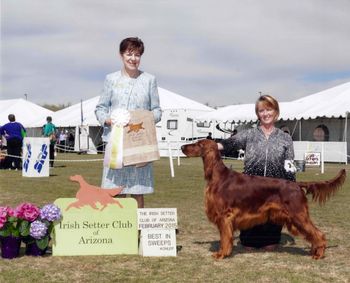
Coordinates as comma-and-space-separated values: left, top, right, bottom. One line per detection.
212, 252, 225, 260
311, 246, 325, 260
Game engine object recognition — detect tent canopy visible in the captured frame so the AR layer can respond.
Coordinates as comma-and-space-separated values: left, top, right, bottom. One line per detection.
284, 82, 350, 120
0, 99, 53, 127
197, 82, 350, 123
158, 87, 212, 111
196, 103, 257, 123
31, 87, 214, 127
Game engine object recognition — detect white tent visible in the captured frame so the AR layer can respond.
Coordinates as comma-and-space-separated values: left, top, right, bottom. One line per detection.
39, 87, 213, 128
282, 81, 350, 120
196, 102, 296, 123
196, 82, 350, 163
27, 87, 213, 153
30, 96, 100, 127
0, 99, 53, 127
196, 103, 256, 123
158, 87, 212, 111
197, 82, 350, 123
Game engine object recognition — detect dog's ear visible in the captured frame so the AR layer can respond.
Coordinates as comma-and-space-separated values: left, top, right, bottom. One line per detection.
197, 140, 206, 148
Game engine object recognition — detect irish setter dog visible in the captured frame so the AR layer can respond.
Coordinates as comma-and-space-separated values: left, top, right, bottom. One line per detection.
181, 139, 346, 260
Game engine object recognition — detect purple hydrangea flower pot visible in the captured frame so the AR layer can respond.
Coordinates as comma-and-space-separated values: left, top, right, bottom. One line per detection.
0, 236, 21, 259
25, 241, 47, 256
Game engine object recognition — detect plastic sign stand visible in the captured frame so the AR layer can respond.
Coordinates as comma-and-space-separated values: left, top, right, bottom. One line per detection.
53, 198, 138, 256
138, 208, 177, 257
22, 137, 50, 177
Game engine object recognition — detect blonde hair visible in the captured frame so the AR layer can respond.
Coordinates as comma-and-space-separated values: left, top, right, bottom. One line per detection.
255, 95, 280, 121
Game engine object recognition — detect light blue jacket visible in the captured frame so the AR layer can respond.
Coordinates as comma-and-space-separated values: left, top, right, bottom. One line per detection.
95, 71, 162, 141
95, 71, 162, 194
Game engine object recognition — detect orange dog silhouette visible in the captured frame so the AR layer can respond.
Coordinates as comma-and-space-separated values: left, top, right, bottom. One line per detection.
127, 122, 145, 133
66, 175, 123, 211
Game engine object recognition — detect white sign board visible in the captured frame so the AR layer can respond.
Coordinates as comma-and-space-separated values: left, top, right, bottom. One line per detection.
140, 229, 176, 257
22, 137, 50, 177
138, 208, 177, 230
137, 208, 177, 257
305, 152, 321, 166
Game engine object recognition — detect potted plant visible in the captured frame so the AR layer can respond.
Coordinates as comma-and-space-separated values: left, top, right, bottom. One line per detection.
0, 203, 40, 259
24, 203, 62, 256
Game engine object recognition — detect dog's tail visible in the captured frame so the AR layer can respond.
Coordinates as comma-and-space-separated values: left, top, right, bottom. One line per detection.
297, 169, 346, 205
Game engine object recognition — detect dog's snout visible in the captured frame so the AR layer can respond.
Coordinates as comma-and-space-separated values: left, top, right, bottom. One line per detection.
181, 145, 185, 151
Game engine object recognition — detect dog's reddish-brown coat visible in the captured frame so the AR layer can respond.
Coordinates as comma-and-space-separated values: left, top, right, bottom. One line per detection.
182, 139, 346, 259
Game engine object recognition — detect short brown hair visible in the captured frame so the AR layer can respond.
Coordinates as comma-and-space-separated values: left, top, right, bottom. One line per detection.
255, 95, 280, 121
119, 37, 144, 55
8, 114, 15, 122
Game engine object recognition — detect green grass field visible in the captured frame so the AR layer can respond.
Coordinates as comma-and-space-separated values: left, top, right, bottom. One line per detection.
1, 154, 349, 283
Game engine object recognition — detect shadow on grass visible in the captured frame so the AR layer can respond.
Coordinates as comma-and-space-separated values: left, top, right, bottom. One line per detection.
193, 233, 315, 257
52, 165, 67, 168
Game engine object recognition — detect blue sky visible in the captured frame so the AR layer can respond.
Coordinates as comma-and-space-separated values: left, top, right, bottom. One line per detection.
1, 0, 350, 107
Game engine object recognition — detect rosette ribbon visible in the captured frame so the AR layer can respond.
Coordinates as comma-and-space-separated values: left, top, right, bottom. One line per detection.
104, 109, 130, 169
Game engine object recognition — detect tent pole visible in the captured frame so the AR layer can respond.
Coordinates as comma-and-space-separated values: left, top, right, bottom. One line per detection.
212, 121, 215, 139
344, 112, 349, 165
299, 120, 302, 141
80, 99, 83, 126
291, 119, 298, 137
344, 111, 348, 142
191, 120, 194, 141
168, 142, 174, 177
321, 142, 324, 174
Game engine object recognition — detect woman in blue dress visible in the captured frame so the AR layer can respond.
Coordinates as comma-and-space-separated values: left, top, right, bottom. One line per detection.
95, 37, 162, 208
